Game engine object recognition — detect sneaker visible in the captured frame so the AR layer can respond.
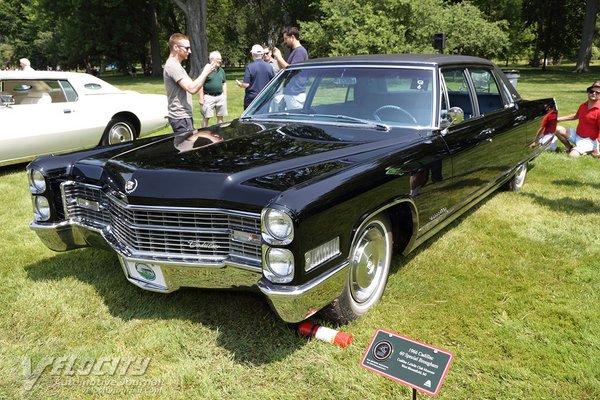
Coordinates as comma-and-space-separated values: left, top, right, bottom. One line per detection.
593, 148, 600, 158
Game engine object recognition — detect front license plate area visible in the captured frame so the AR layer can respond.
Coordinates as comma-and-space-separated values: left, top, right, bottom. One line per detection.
123, 259, 168, 291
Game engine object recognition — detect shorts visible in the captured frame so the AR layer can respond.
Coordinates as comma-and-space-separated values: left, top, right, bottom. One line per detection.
568, 128, 598, 154
169, 117, 194, 134
202, 93, 228, 118
538, 133, 557, 151
283, 93, 306, 110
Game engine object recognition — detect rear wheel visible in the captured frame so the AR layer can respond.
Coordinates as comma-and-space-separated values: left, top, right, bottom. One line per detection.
504, 162, 528, 191
321, 214, 393, 324
101, 117, 136, 145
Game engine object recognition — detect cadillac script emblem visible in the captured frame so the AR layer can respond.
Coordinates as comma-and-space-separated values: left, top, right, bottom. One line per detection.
188, 240, 219, 250
124, 179, 138, 194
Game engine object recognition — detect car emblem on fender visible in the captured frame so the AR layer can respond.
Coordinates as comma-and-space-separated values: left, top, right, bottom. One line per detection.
124, 179, 138, 194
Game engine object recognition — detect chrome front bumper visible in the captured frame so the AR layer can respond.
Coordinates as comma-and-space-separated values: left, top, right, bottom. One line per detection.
30, 220, 347, 323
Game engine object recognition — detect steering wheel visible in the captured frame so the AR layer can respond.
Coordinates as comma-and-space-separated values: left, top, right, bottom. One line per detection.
373, 105, 418, 124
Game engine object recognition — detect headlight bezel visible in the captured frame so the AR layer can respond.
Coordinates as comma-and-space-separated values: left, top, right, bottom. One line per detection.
263, 246, 295, 283
28, 168, 47, 193
261, 207, 295, 245
33, 195, 51, 221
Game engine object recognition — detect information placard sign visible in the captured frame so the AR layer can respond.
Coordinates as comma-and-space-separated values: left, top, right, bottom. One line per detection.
361, 329, 454, 396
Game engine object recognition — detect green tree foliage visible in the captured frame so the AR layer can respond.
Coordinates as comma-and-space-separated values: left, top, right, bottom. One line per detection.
0, 0, 598, 72
0, 0, 36, 68
523, 0, 589, 67
300, 0, 509, 59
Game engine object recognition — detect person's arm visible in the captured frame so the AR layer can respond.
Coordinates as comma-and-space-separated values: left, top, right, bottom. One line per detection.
236, 79, 249, 89
222, 81, 227, 97
529, 125, 545, 148
198, 87, 205, 105
557, 113, 577, 122
272, 47, 289, 69
179, 63, 215, 95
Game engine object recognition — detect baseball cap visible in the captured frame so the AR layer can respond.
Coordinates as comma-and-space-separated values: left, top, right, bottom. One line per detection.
250, 44, 263, 55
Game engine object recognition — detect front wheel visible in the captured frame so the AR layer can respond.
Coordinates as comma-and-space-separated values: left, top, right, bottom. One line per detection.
320, 214, 393, 324
504, 162, 528, 191
101, 117, 136, 146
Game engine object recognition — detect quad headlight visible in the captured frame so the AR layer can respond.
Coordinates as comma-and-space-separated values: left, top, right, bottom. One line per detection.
263, 247, 294, 283
28, 168, 46, 193
33, 195, 51, 221
261, 208, 294, 245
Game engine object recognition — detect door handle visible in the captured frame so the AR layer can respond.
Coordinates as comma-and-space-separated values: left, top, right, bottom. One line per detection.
63, 109, 74, 114
478, 128, 495, 136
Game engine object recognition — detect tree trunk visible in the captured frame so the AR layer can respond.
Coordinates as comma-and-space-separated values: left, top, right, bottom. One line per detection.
574, 0, 599, 73
149, 2, 162, 77
172, 0, 208, 77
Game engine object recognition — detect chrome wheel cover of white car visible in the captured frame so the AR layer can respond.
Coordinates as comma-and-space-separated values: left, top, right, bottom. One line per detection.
108, 122, 134, 144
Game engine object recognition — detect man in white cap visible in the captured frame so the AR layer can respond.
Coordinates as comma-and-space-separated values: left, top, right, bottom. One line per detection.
236, 44, 274, 109
19, 58, 34, 71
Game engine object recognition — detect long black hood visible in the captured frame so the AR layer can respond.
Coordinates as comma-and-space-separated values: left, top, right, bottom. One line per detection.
85, 120, 425, 209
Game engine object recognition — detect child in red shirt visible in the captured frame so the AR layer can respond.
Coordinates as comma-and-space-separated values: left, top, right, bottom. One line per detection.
530, 103, 558, 150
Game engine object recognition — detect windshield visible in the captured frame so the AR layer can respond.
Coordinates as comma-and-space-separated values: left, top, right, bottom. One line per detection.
244, 66, 435, 128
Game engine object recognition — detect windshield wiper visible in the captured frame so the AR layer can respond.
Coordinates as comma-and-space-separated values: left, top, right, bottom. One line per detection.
240, 112, 306, 121
325, 114, 390, 131
244, 112, 390, 131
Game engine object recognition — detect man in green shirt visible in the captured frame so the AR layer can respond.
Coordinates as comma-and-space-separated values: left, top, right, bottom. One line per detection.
199, 51, 228, 127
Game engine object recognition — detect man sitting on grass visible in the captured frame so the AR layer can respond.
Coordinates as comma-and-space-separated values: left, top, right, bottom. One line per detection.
555, 81, 600, 158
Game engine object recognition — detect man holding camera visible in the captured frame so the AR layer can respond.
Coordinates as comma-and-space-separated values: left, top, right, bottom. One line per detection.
271, 27, 309, 110
163, 33, 215, 134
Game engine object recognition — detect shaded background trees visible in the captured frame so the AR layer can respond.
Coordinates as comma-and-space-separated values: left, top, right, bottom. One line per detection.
0, 0, 598, 74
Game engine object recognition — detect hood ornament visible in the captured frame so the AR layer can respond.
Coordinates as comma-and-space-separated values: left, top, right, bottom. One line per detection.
124, 179, 138, 194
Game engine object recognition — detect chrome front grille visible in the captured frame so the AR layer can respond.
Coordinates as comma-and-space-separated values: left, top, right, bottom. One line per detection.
62, 182, 111, 228
61, 182, 262, 262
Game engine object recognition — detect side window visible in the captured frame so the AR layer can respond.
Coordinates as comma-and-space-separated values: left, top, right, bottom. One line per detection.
468, 68, 504, 114
59, 80, 79, 102
442, 69, 474, 120
44, 80, 68, 103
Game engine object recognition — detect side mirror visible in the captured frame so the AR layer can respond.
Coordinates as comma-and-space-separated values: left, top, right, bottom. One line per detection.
441, 106, 464, 128
1, 94, 15, 107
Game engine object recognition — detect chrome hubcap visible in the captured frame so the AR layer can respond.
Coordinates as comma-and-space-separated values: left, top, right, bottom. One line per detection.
350, 222, 387, 304
514, 164, 527, 187
108, 122, 134, 144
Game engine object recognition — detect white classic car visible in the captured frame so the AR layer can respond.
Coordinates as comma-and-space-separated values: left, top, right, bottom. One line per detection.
0, 71, 168, 166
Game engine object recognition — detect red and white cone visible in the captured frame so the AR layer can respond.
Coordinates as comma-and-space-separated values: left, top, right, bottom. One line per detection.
297, 322, 353, 348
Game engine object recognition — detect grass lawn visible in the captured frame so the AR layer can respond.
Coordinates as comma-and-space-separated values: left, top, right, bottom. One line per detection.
1, 64, 599, 399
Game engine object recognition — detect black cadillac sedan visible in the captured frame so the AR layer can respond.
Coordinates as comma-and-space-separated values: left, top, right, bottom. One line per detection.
27, 55, 552, 323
